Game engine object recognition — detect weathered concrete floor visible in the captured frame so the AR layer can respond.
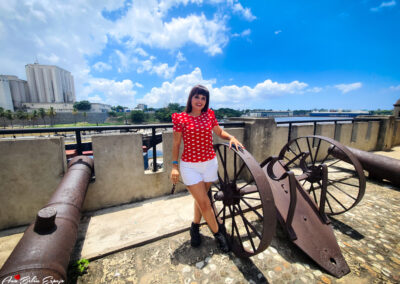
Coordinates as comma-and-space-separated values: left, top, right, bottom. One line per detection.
70, 148, 400, 284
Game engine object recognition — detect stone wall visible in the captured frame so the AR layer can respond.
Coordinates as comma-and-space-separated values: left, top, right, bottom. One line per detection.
1, 117, 399, 229
0, 138, 66, 229
1, 112, 108, 127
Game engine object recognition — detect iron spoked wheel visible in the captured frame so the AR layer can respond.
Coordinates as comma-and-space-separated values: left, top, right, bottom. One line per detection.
210, 143, 276, 257
278, 135, 366, 215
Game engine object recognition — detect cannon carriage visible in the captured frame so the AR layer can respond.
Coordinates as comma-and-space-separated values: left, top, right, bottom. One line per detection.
210, 135, 366, 278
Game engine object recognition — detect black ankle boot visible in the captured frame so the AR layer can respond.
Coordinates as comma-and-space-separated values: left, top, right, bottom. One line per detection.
190, 222, 202, 247
214, 229, 230, 253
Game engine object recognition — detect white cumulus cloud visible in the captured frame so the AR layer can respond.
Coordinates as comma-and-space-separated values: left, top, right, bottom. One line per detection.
335, 82, 362, 93
92, 62, 112, 72
81, 78, 138, 107
370, 0, 396, 12
138, 67, 309, 108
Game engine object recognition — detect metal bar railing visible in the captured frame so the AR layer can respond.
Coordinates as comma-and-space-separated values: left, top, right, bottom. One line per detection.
276, 118, 382, 143
0, 122, 245, 172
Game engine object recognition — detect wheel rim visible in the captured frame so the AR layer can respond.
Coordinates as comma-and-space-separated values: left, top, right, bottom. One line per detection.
278, 135, 365, 215
211, 143, 276, 257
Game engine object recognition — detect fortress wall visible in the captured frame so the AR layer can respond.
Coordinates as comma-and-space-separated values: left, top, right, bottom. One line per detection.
0, 117, 399, 229
0, 137, 66, 230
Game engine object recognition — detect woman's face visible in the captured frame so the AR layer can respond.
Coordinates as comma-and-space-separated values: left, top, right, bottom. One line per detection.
191, 93, 207, 112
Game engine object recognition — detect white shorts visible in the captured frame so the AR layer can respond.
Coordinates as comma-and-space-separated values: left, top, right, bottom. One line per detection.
180, 157, 218, 186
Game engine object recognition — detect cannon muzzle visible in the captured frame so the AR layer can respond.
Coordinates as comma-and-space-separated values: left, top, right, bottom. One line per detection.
330, 146, 400, 187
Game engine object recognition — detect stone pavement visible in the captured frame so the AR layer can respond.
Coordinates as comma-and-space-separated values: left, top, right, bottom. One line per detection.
70, 147, 400, 284
1, 147, 400, 283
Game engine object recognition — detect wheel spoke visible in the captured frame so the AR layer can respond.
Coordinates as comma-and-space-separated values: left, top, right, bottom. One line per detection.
240, 197, 263, 220
324, 185, 348, 210
294, 139, 302, 153
228, 205, 244, 251
213, 183, 221, 191
325, 159, 344, 168
216, 206, 225, 217
306, 137, 315, 165
233, 163, 246, 183
237, 204, 262, 240
241, 196, 261, 201
309, 183, 318, 204
217, 147, 229, 182
320, 145, 335, 165
313, 138, 322, 163
327, 181, 357, 200
238, 179, 254, 191
236, 204, 257, 252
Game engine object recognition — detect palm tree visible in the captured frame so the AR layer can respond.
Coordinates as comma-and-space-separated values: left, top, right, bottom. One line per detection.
16, 110, 27, 128
83, 111, 87, 125
5, 110, 14, 128
38, 108, 46, 127
32, 110, 38, 127
0, 107, 6, 129
47, 107, 56, 126
72, 107, 78, 125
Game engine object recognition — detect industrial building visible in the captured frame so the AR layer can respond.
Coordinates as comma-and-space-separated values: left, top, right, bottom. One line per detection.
0, 63, 76, 111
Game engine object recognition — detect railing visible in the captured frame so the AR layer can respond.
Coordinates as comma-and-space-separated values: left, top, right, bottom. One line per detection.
0, 122, 245, 172
276, 118, 383, 143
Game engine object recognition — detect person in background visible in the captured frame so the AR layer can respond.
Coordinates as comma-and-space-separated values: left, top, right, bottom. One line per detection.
170, 85, 244, 252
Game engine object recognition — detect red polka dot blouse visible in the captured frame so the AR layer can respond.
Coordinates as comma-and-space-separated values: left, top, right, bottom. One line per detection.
172, 109, 219, 163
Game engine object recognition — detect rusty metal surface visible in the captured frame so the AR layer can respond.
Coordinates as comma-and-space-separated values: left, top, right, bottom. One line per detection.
331, 145, 400, 187
211, 143, 276, 258
0, 156, 93, 283
263, 160, 350, 278
277, 135, 366, 215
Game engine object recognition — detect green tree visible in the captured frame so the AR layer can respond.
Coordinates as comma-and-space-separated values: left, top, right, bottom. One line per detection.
72, 107, 78, 125
38, 108, 46, 126
73, 100, 91, 111
16, 110, 28, 128
0, 107, 6, 129
115, 105, 125, 112
47, 107, 56, 126
130, 110, 145, 123
32, 110, 38, 127
5, 110, 14, 128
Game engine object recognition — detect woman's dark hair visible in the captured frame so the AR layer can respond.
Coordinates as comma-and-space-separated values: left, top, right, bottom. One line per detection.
185, 85, 210, 113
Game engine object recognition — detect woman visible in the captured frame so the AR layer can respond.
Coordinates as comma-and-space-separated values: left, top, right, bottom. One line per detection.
170, 85, 244, 253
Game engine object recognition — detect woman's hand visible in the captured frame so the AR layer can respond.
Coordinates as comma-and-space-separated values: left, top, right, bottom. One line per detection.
170, 167, 180, 184
229, 136, 244, 150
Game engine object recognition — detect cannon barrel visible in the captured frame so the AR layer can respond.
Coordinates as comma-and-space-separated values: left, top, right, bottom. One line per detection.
0, 156, 93, 283
330, 146, 400, 186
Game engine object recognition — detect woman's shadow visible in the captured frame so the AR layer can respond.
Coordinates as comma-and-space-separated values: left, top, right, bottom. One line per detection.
171, 234, 270, 283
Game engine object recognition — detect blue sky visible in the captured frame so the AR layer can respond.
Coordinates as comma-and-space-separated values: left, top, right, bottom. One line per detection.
1, 0, 399, 110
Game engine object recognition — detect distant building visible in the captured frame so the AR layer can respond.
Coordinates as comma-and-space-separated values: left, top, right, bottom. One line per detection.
90, 103, 112, 113
26, 63, 75, 104
134, 104, 147, 111
310, 110, 370, 117
0, 63, 76, 111
394, 99, 400, 118
22, 102, 74, 113
247, 110, 293, 117
0, 76, 16, 111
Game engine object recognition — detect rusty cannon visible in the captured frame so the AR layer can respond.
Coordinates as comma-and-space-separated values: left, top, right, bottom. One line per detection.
209, 135, 366, 278
329, 145, 400, 187
0, 156, 93, 283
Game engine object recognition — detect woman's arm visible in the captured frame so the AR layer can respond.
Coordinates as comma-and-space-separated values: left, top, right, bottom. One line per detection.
171, 131, 182, 184
212, 125, 244, 150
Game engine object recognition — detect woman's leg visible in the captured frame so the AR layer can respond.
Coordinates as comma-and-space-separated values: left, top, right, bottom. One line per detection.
193, 181, 213, 224
188, 181, 219, 234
